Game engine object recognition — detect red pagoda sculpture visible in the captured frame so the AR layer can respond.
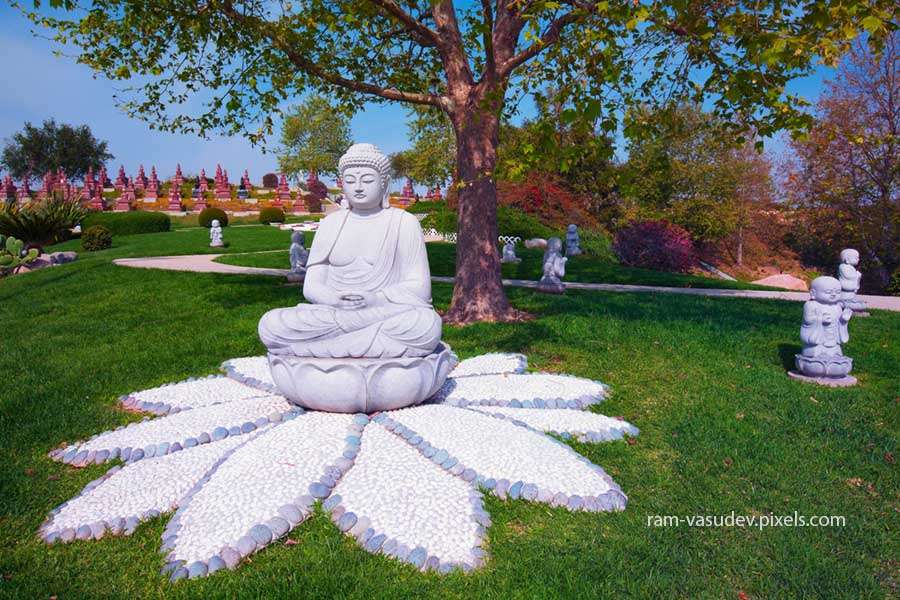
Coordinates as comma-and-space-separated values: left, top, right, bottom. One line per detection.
167, 180, 183, 211
145, 166, 159, 201
114, 165, 127, 191
98, 166, 109, 189
135, 165, 147, 191
274, 174, 291, 208
115, 178, 135, 211
214, 164, 230, 200
174, 164, 184, 189
17, 177, 31, 205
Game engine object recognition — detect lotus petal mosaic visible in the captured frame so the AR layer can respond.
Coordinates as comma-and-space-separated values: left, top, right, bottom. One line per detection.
41, 353, 637, 580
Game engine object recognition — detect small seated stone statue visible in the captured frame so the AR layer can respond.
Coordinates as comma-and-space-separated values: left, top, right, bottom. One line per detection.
790, 276, 856, 386
838, 248, 867, 315
565, 224, 582, 256
209, 219, 224, 248
501, 241, 521, 263
287, 230, 309, 282
537, 237, 568, 294
258, 143, 455, 412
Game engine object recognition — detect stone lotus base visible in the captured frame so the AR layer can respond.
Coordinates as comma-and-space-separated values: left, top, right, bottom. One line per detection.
267, 343, 458, 413
794, 354, 853, 379
536, 276, 565, 294
788, 371, 858, 387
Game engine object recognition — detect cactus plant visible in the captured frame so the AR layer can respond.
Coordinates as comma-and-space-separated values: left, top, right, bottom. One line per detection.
0, 234, 40, 276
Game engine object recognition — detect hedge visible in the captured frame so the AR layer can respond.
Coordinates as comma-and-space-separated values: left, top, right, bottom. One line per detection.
81, 211, 171, 236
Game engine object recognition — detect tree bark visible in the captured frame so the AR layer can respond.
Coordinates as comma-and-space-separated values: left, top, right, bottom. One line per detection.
443, 103, 521, 324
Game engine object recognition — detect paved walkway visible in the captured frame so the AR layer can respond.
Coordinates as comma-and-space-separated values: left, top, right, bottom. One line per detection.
113, 254, 900, 312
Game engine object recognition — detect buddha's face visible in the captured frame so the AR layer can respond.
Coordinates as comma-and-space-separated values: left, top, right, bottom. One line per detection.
810, 277, 841, 304
342, 167, 385, 211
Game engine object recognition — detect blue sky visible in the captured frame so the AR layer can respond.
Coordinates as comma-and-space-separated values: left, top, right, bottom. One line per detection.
0, 3, 834, 187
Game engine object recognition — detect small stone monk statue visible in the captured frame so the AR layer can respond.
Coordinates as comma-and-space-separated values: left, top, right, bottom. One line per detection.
258, 143, 442, 359
287, 230, 309, 282
837, 248, 867, 313
565, 224, 582, 256
501, 241, 521, 263
209, 219, 224, 248
537, 237, 567, 294
792, 275, 855, 383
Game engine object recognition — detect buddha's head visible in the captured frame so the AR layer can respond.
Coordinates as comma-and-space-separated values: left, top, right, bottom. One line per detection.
547, 237, 563, 254
291, 230, 303, 246
338, 143, 392, 211
840, 248, 859, 266
809, 276, 842, 304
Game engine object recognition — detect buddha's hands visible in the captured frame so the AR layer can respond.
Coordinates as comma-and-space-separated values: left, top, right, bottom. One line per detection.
841, 307, 853, 321
337, 291, 380, 310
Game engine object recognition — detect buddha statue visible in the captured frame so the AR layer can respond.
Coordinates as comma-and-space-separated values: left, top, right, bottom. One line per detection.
258, 143, 455, 412
837, 248, 867, 313
565, 224, 582, 256
287, 230, 308, 283
791, 276, 855, 384
501, 240, 521, 263
209, 220, 224, 248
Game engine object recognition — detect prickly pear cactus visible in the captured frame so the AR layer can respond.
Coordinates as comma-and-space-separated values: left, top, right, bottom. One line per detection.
0, 234, 39, 275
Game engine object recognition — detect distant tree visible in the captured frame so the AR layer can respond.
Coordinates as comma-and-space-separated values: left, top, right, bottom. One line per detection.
784, 34, 900, 291
620, 104, 774, 260
277, 96, 352, 182
1, 119, 113, 182
401, 107, 456, 190
24, 0, 895, 322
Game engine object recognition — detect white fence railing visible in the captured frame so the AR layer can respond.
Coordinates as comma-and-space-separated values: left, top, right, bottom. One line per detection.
424, 228, 521, 246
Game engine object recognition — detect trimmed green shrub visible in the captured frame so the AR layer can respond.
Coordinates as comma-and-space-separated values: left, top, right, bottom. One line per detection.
81, 211, 171, 236
81, 225, 112, 252
420, 205, 457, 233
259, 207, 285, 224
199, 207, 228, 228
579, 228, 617, 262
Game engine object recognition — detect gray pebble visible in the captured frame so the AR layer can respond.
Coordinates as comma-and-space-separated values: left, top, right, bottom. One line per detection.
254, 417, 269, 428
381, 538, 397, 556
267, 517, 290, 538
462, 468, 477, 482
432, 449, 449, 463
170, 567, 189, 582
184, 438, 198, 448
509, 481, 523, 499
228, 425, 241, 436
120, 447, 132, 461
85, 450, 97, 464
143, 445, 156, 459
320, 474, 337, 488
241, 422, 256, 434
220, 546, 241, 568
124, 516, 140, 534
187, 561, 208, 579
130, 448, 144, 461
365, 533, 386, 552
94, 449, 110, 464
267, 412, 283, 423
236, 535, 256, 557
169, 442, 182, 453
483, 478, 497, 490
353, 414, 369, 425
76, 525, 92, 540
442, 457, 458, 470
395, 543, 411, 561
89, 521, 105, 539
207, 555, 226, 574
408, 547, 427, 568
337, 512, 357, 532
345, 435, 361, 447
160, 560, 184, 576
522, 483, 538, 500
294, 495, 315, 509
73, 450, 88, 465
537, 488, 553, 503
342, 448, 358, 459
60, 527, 75, 542
567, 495, 584, 510
109, 517, 125, 535
439, 562, 454, 574
308, 482, 330, 498
278, 504, 303, 525
249, 524, 272, 545
425, 556, 440, 571
551, 492, 568, 507
408, 435, 422, 445
358, 527, 374, 544
422, 446, 436, 458
349, 516, 370, 537
62, 448, 77, 463
212, 427, 229, 441
323, 495, 342, 511
197, 432, 211, 444
156, 442, 170, 456
495, 479, 509, 498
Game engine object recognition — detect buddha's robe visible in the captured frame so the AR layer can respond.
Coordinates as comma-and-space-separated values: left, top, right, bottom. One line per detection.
258, 207, 442, 359
799, 301, 848, 357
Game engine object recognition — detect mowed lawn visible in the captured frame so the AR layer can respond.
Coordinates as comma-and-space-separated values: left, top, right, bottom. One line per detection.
0, 225, 897, 599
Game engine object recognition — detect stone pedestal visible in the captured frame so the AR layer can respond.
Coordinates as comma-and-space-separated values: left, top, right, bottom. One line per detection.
267, 343, 457, 413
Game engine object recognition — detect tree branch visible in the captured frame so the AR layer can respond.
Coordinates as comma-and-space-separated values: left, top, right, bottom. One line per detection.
364, 0, 440, 48
219, 1, 442, 107
431, 1, 475, 87
497, 10, 581, 79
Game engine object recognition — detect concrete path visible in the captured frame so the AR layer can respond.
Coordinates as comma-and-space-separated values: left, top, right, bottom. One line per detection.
113, 254, 900, 312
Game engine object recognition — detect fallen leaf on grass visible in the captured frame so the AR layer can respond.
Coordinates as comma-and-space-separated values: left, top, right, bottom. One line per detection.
885, 452, 894, 464
626, 437, 637, 445
723, 457, 733, 467
283, 539, 298, 546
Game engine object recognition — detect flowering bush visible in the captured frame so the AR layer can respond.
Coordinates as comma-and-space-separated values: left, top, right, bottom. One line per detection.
613, 220, 696, 272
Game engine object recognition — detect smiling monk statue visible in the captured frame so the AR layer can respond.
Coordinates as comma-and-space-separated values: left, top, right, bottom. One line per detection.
258, 143, 442, 359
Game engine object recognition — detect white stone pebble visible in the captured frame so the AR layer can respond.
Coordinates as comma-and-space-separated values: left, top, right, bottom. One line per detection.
124, 376, 274, 414
46, 434, 252, 534
389, 405, 614, 498
170, 412, 352, 564
221, 356, 276, 391
466, 406, 639, 439
63, 396, 292, 456
449, 353, 527, 378
434, 372, 607, 406
333, 423, 480, 565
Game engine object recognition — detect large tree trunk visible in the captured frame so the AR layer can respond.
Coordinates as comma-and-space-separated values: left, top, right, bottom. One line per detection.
443, 105, 521, 324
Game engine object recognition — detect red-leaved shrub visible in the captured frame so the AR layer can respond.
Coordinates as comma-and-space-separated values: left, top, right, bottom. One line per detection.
613, 220, 696, 272
496, 173, 598, 230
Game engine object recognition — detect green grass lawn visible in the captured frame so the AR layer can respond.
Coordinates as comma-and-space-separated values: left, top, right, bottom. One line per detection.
0, 229, 897, 599
217, 243, 778, 291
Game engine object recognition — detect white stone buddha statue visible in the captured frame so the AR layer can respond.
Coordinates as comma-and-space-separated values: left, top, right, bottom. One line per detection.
258, 143, 442, 359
